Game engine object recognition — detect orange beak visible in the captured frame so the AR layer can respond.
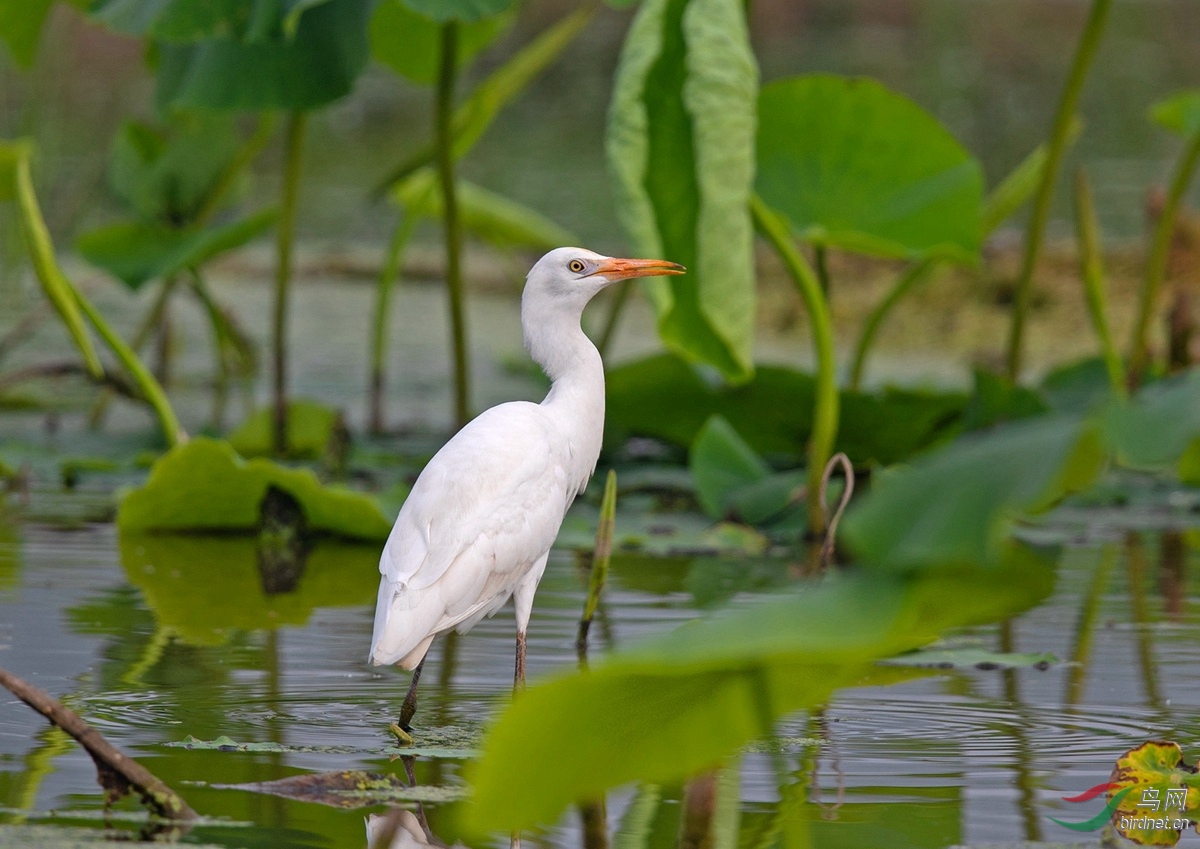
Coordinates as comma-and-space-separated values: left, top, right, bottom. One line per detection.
591, 257, 686, 281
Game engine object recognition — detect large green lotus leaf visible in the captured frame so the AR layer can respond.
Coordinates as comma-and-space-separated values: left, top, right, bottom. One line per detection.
76, 210, 275, 290
843, 414, 1105, 572
390, 168, 578, 249
117, 437, 392, 540
154, 0, 371, 111
465, 544, 1054, 833
370, 0, 511, 85
958, 367, 1048, 431
1107, 370, 1200, 469
107, 115, 241, 224
605, 354, 965, 465
606, 0, 758, 383
119, 532, 378, 645
756, 75, 984, 263
1040, 356, 1117, 415
1151, 90, 1200, 138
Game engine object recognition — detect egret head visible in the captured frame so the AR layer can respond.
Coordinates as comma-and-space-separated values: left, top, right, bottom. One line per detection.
523, 247, 685, 311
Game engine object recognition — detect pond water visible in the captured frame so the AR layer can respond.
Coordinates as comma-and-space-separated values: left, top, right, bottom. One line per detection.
2, 471, 1200, 848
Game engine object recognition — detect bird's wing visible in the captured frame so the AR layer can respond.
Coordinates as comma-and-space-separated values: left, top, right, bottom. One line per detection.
379, 401, 572, 593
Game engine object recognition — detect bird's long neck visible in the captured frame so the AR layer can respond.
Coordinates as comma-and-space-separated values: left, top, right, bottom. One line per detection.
523, 299, 606, 471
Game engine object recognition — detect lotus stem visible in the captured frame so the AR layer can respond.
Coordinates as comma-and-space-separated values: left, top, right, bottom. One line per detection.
751, 194, 838, 537
436, 22, 470, 428
272, 111, 307, 456
1004, 0, 1113, 382
848, 257, 937, 390
369, 212, 417, 435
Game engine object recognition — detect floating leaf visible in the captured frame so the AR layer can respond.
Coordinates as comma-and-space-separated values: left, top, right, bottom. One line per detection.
168, 735, 480, 758
214, 770, 466, 808
843, 414, 1105, 572
76, 211, 275, 290
607, 0, 758, 382
465, 544, 1055, 833
1108, 741, 1200, 846
117, 438, 392, 540
1151, 90, 1200, 138
880, 647, 1059, 670
756, 75, 984, 263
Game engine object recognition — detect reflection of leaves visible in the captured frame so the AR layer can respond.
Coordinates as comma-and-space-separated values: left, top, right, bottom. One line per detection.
215, 770, 467, 808
466, 544, 1054, 832
117, 438, 391, 540
119, 531, 378, 644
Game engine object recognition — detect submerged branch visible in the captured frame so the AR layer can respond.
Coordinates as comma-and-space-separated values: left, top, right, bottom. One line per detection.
0, 667, 197, 820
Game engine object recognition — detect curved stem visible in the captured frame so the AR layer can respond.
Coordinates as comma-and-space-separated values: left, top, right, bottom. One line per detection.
272, 111, 307, 456
751, 195, 838, 536
369, 212, 417, 434
436, 22, 470, 428
1004, 0, 1112, 382
848, 257, 937, 390
1128, 130, 1200, 379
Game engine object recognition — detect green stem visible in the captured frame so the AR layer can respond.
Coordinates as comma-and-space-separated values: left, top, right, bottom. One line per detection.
73, 283, 184, 447
1072, 168, 1126, 399
751, 195, 838, 536
1129, 130, 1200, 378
814, 244, 831, 297
596, 279, 633, 359
848, 257, 937, 390
369, 212, 417, 435
436, 22, 470, 428
577, 469, 617, 667
272, 111, 308, 456
1004, 0, 1112, 382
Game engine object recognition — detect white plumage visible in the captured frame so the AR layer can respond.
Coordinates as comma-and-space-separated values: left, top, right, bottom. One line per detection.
368, 247, 684, 727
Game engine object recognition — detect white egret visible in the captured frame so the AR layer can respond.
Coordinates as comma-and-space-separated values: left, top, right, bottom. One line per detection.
369, 247, 685, 729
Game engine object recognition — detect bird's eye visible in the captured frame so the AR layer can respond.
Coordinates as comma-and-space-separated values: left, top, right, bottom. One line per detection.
568, 259, 587, 274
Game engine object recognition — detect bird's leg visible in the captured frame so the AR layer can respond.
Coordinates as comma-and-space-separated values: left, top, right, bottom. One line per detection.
398, 657, 426, 732
514, 630, 527, 694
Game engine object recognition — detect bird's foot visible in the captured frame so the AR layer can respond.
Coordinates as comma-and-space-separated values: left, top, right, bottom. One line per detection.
389, 722, 415, 746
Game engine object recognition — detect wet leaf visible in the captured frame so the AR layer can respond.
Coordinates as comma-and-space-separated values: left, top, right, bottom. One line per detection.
117, 438, 392, 540
215, 770, 466, 808
465, 544, 1054, 832
607, 0, 758, 382
880, 647, 1059, 670
844, 414, 1106, 572
756, 75, 984, 263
